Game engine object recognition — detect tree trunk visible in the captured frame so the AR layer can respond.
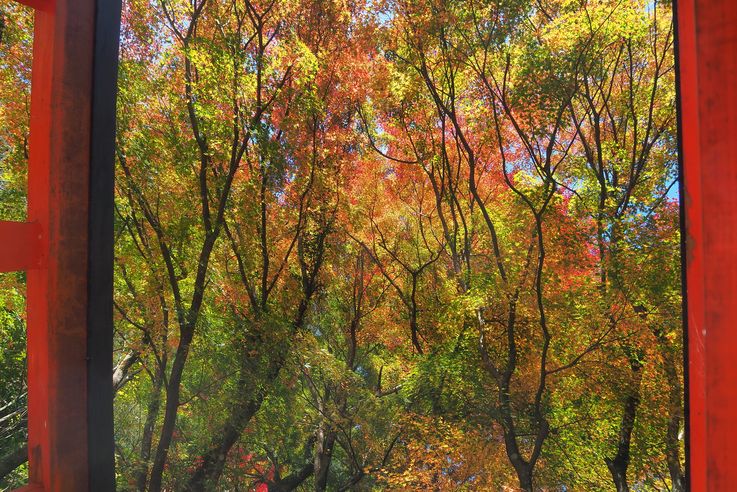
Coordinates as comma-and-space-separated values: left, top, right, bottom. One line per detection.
148, 327, 195, 492
269, 462, 314, 492
136, 371, 164, 491
409, 311, 423, 355
113, 350, 140, 391
665, 409, 685, 492
513, 462, 534, 492
313, 429, 337, 491
500, 414, 536, 492
185, 344, 287, 491
605, 360, 643, 492
184, 398, 262, 491
605, 458, 630, 492
661, 347, 685, 491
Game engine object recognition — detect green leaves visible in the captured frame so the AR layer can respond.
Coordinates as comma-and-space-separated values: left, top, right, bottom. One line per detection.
102, 0, 682, 489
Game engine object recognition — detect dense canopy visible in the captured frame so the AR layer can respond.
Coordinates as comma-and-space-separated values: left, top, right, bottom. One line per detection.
0, 0, 681, 490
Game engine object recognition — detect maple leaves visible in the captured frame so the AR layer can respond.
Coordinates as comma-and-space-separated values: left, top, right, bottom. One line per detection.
0, 0, 681, 490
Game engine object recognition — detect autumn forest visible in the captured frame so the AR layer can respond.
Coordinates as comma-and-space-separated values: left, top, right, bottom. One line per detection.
0, 0, 682, 490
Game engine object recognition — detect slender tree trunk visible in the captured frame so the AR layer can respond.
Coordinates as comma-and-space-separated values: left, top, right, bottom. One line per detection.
148, 327, 195, 492
605, 360, 643, 492
518, 470, 533, 492
185, 339, 288, 491
661, 347, 685, 491
184, 236, 321, 489
185, 306, 310, 489
113, 351, 140, 391
605, 459, 629, 492
136, 370, 164, 491
665, 409, 685, 492
498, 384, 542, 492
185, 351, 311, 491
313, 427, 337, 492
504, 434, 538, 492
185, 399, 262, 490
269, 462, 314, 492
508, 456, 534, 492
409, 310, 423, 355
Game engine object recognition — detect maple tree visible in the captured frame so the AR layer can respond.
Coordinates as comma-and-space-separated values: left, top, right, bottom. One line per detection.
0, 0, 682, 490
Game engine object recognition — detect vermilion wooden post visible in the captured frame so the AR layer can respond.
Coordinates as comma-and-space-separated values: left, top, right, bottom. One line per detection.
1, 0, 734, 489
677, 0, 737, 490
2, 0, 121, 490
27, 2, 94, 488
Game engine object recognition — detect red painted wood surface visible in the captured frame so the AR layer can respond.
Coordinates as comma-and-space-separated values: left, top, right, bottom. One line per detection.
4, 0, 117, 487
13, 0, 51, 11
0, 222, 42, 272
13, 485, 43, 492
16, 0, 96, 490
676, 0, 705, 489
678, 0, 737, 490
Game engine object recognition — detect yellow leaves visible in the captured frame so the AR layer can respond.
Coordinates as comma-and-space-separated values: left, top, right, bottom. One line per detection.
664, 329, 678, 343
388, 67, 413, 101
289, 37, 319, 87
542, 0, 650, 54
378, 415, 506, 490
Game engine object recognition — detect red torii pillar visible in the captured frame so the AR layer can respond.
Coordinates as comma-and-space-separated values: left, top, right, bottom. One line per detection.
0, 0, 120, 489
0, 0, 735, 489
678, 0, 737, 490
